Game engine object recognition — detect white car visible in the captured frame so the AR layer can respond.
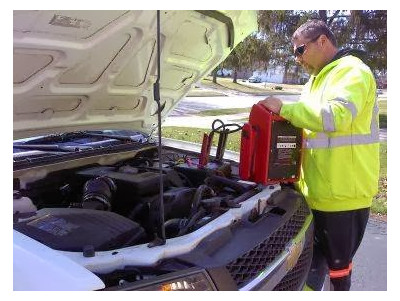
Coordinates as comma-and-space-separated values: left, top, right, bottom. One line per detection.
248, 76, 262, 83
13, 10, 313, 291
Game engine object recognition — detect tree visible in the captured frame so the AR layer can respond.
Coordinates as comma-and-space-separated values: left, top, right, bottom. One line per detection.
347, 10, 387, 74
218, 11, 386, 84
315, 10, 387, 74
256, 10, 387, 77
222, 34, 262, 83
257, 10, 313, 76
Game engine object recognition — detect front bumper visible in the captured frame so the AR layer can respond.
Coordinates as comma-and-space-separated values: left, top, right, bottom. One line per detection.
241, 215, 313, 290
103, 189, 314, 291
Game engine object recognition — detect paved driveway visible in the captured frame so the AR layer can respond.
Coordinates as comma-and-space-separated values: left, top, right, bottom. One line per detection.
351, 217, 387, 291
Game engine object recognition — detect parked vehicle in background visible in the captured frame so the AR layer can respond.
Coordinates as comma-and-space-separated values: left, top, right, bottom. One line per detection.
248, 76, 262, 83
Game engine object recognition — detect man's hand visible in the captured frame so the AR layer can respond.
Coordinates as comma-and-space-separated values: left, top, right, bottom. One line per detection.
258, 96, 283, 114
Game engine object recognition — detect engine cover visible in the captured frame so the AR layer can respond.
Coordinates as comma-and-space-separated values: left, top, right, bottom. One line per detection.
13, 208, 145, 252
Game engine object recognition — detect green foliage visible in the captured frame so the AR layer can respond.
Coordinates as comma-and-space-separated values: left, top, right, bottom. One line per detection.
222, 35, 266, 82
347, 10, 387, 73
220, 10, 387, 82
257, 10, 310, 68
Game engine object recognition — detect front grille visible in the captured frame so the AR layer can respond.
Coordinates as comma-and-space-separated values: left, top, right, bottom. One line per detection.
226, 199, 310, 288
273, 234, 313, 290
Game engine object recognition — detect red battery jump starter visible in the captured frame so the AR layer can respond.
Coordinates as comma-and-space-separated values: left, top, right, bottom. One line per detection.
239, 103, 303, 185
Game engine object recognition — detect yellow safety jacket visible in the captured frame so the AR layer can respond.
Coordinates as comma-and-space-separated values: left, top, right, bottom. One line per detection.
280, 54, 380, 212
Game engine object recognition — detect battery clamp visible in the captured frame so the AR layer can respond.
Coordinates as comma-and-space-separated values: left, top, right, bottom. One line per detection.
198, 119, 242, 167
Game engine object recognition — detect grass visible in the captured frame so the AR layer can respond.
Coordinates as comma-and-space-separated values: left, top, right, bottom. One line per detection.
378, 98, 387, 129
186, 88, 227, 97
379, 114, 387, 128
162, 126, 243, 152
372, 142, 387, 216
372, 177, 387, 216
162, 126, 387, 216
197, 107, 251, 117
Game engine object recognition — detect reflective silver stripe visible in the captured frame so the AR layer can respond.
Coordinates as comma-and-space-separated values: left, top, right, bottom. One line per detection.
321, 105, 335, 132
306, 98, 379, 149
332, 97, 358, 119
321, 98, 358, 132
305, 132, 379, 148
370, 99, 380, 139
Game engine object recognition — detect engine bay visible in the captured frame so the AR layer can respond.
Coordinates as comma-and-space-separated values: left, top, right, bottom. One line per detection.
13, 146, 259, 253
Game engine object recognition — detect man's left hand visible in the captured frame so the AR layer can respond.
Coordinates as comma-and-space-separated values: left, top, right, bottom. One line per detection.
258, 96, 283, 114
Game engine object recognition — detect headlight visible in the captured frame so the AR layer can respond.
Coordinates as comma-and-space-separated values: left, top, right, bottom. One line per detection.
135, 270, 216, 291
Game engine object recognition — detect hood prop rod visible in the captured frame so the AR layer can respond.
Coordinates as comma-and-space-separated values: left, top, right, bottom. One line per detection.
148, 10, 166, 247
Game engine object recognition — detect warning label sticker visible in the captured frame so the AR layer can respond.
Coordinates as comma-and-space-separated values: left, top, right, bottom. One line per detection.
277, 143, 297, 149
275, 136, 297, 165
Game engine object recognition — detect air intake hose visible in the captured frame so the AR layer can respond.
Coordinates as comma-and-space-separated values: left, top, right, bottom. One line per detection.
82, 176, 117, 211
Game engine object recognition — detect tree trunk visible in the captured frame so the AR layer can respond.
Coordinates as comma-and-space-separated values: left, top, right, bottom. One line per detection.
212, 69, 217, 83
233, 69, 238, 83
283, 63, 290, 84
318, 10, 327, 23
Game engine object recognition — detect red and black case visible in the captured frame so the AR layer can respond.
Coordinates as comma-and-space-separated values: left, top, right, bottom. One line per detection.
239, 104, 303, 185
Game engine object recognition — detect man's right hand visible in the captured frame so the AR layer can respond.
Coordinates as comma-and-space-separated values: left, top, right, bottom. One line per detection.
258, 96, 283, 114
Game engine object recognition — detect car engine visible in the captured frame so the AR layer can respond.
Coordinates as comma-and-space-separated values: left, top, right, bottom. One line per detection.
13, 146, 258, 253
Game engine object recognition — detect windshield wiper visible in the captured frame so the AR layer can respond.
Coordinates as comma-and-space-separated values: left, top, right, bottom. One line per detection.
13, 144, 92, 153
82, 131, 149, 143
23, 131, 150, 144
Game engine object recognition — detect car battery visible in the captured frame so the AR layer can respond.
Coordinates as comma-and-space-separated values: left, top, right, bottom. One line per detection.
239, 103, 303, 185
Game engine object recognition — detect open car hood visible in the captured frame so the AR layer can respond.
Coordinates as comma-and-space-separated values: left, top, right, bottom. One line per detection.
13, 10, 257, 140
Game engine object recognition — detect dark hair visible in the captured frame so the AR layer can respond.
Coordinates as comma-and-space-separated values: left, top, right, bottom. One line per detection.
292, 19, 337, 47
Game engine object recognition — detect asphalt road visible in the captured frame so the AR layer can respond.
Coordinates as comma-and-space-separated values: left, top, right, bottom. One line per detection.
351, 217, 387, 291
168, 94, 300, 117
166, 95, 387, 291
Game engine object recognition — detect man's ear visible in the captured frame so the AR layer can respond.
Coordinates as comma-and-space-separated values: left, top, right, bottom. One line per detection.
319, 34, 328, 46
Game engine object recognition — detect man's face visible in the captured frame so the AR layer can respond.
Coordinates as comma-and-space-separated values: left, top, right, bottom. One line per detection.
293, 34, 322, 75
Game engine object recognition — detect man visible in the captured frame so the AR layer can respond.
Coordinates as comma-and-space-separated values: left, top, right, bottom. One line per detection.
259, 19, 380, 291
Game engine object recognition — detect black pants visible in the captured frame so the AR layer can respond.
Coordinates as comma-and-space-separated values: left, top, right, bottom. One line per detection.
306, 208, 370, 291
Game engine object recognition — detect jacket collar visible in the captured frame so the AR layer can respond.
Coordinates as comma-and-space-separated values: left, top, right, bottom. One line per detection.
329, 48, 368, 64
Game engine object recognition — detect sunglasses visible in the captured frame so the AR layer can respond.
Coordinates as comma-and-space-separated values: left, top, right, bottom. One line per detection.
294, 35, 321, 57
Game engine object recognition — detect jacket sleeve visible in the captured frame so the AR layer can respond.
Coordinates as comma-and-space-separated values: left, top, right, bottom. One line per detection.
280, 64, 374, 133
